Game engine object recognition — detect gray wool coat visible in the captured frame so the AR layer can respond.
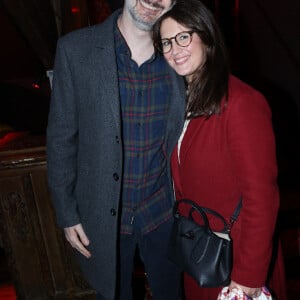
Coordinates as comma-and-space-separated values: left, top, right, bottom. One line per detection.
46, 9, 185, 300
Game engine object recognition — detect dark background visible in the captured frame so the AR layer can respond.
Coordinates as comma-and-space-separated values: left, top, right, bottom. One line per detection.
0, 0, 299, 297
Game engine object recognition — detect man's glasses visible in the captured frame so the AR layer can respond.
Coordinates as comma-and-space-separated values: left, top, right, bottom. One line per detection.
157, 31, 194, 54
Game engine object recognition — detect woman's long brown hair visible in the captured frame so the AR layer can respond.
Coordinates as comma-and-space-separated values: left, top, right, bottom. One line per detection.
153, 0, 230, 119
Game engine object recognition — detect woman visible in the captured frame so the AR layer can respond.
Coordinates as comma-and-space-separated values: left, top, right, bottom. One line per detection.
152, 0, 287, 299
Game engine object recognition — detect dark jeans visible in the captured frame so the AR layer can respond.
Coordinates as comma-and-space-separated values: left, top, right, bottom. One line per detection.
117, 219, 182, 300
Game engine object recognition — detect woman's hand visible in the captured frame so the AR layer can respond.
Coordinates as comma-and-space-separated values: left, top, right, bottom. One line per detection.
229, 280, 262, 298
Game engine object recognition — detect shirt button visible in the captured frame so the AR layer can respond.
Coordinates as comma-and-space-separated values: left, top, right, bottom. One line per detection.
110, 208, 116, 216
113, 173, 119, 181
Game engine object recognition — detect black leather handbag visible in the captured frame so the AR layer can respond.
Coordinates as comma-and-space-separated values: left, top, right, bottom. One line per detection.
168, 198, 242, 287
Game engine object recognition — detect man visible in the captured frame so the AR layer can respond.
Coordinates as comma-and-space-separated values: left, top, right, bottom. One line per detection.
47, 0, 185, 299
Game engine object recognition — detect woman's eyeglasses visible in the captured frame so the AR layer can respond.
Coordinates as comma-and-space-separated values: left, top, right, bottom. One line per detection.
157, 31, 194, 54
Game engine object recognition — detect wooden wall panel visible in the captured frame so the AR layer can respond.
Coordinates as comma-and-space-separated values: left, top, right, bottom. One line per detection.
0, 144, 96, 300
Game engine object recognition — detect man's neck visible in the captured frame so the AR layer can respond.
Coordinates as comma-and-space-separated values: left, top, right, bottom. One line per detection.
117, 12, 155, 66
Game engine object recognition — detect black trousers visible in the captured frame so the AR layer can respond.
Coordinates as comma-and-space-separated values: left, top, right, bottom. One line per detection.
117, 219, 182, 300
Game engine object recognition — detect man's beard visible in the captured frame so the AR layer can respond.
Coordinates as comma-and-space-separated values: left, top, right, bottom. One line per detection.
127, 0, 166, 31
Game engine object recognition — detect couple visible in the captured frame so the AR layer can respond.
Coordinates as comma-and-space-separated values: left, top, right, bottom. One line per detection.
47, 0, 286, 299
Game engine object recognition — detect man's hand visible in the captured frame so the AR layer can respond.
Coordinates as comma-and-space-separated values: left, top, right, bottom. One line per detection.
229, 280, 262, 298
64, 224, 91, 258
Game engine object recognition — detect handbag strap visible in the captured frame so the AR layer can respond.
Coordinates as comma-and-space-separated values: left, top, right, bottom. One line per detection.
228, 196, 243, 230
175, 197, 243, 233
175, 199, 229, 233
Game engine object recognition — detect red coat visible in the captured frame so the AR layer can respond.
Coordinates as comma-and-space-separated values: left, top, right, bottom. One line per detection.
171, 76, 286, 299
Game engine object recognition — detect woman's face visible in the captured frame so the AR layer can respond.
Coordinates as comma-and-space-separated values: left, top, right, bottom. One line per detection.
160, 17, 207, 82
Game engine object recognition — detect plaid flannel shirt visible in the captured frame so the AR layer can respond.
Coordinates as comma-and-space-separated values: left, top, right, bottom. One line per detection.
115, 26, 173, 235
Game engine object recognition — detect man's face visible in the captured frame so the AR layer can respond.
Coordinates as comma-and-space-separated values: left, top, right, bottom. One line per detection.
125, 0, 174, 31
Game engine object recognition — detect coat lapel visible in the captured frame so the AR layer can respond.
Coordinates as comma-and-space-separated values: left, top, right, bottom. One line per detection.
179, 118, 201, 165
165, 69, 186, 156
88, 10, 122, 132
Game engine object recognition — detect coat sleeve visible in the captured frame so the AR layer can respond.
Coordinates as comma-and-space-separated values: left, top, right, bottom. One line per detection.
46, 38, 81, 228
227, 84, 280, 287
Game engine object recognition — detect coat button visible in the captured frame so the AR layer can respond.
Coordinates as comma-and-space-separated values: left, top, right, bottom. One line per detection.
113, 173, 119, 181
110, 208, 116, 216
